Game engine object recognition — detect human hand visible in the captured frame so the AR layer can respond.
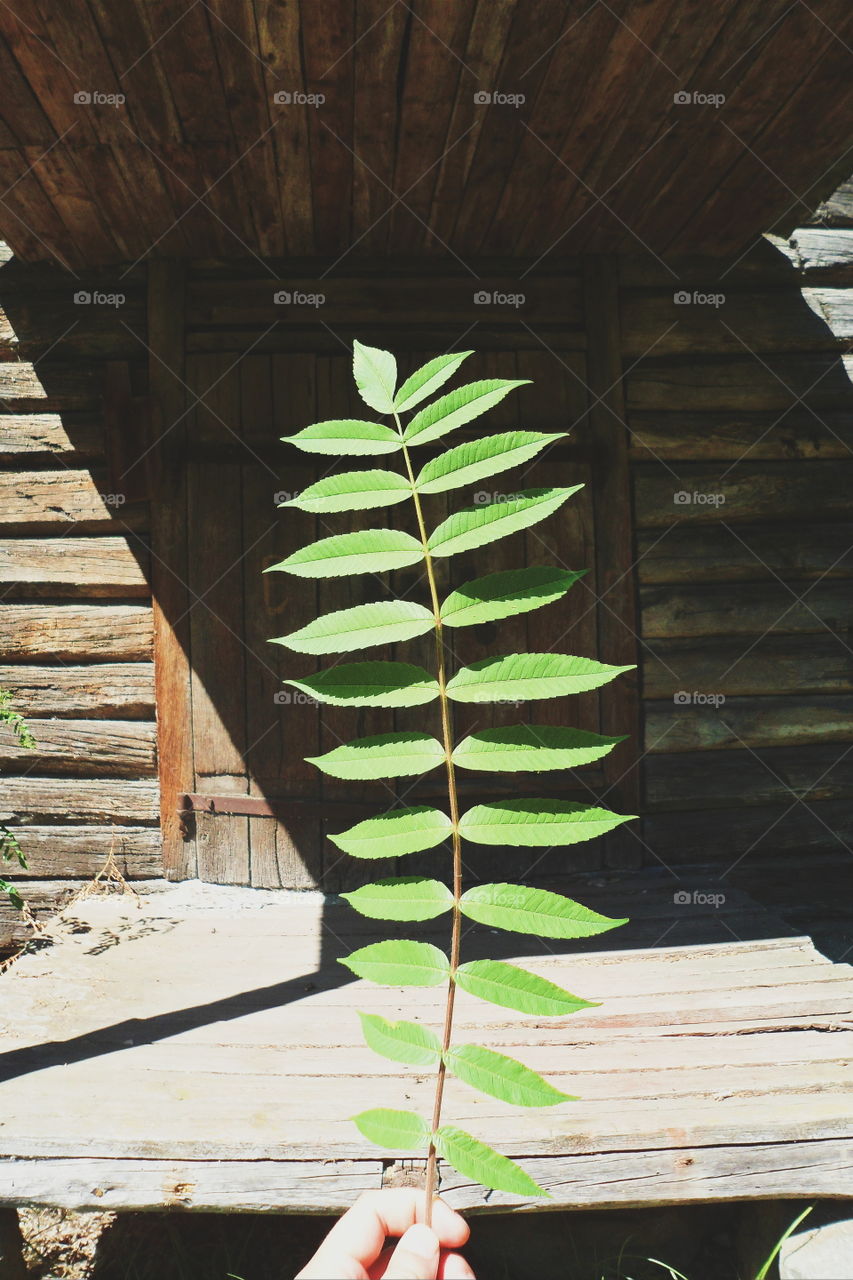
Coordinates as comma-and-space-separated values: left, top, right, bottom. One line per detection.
294, 1187, 474, 1279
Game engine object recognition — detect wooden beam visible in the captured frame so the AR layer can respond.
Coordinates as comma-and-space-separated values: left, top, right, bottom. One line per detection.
583, 257, 641, 867
147, 259, 194, 880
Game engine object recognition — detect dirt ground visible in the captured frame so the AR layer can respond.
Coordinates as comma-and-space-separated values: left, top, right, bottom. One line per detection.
19, 1201, 765, 1280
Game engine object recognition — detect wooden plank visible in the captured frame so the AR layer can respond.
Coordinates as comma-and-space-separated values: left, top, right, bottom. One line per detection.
254, 0, 313, 255
0, 362, 100, 410
645, 745, 853, 813
641, 580, 853, 639
0, 664, 154, 719
0, 720, 157, 777
646, 799, 853, 865
634, 461, 853, 527
147, 260, 195, 881
635, 522, 853, 584
642, 634, 853, 699
583, 258, 641, 867
618, 242, 799, 289
626, 355, 853, 413
628, 409, 853, 462
0, 604, 152, 661
788, 228, 853, 281
0, 779, 159, 824
0, 471, 148, 532
0, 537, 149, 596
186, 273, 583, 328
0, 415, 103, 459
645, 694, 853, 753
1, 827, 161, 879
186, 353, 248, 885
621, 289, 853, 357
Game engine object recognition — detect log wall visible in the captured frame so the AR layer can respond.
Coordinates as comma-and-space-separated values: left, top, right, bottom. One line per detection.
0, 249, 158, 947
623, 232, 853, 873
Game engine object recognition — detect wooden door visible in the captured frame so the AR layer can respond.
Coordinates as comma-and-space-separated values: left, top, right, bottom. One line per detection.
160, 338, 637, 887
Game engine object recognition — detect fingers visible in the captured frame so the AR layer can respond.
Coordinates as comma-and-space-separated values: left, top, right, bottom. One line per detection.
322, 1189, 469, 1265
438, 1252, 476, 1280
382, 1224, 440, 1279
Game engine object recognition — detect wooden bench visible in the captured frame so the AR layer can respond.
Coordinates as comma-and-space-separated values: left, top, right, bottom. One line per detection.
0, 879, 850, 1259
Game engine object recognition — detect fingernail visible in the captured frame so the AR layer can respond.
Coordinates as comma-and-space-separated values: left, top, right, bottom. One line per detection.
402, 1224, 439, 1260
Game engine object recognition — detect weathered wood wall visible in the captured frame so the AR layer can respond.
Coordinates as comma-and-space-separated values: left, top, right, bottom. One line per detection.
624, 233, 853, 872
0, 248, 159, 946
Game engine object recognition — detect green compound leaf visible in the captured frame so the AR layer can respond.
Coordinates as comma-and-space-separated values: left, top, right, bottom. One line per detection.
415, 431, 566, 495
394, 351, 473, 413
281, 420, 401, 455
306, 731, 445, 780
447, 652, 636, 703
353, 339, 398, 414
455, 959, 597, 1017
272, 600, 434, 655
358, 1012, 442, 1066
285, 662, 439, 708
342, 877, 454, 921
429, 487, 583, 558
329, 805, 453, 859
452, 725, 625, 772
442, 567, 586, 628
459, 798, 634, 846
403, 380, 530, 447
460, 883, 627, 939
280, 470, 411, 513
268, 529, 422, 578
447, 1043, 574, 1108
353, 1108, 430, 1150
434, 1126, 549, 1198
341, 939, 450, 986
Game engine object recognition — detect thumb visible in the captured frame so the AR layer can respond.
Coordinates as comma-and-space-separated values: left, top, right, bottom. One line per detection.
383, 1223, 441, 1279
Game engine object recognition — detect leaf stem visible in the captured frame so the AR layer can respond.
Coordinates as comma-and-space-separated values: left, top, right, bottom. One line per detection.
397, 421, 462, 1228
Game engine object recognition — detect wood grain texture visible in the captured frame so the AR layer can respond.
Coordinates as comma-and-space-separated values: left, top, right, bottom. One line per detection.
645, 695, 853, 753
0, 537, 149, 596
0, 719, 156, 777
1, 827, 161, 878
0, 415, 103, 458
634, 461, 853, 527
0, 885, 849, 1209
147, 260, 195, 881
627, 410, 853, 462
645, 744, 853, 812
0, 663, 154, 718
0, 605, 152, 660
635, 522, 853, 584
0, 778, 159, 824
0, 471, 148, 532
642, 633, 853, 700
